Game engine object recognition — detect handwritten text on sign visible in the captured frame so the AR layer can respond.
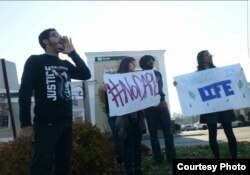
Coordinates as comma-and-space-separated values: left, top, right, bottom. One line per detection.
198, 80, 234, 102
104, 70, 160, 116
174, 64, 250, 116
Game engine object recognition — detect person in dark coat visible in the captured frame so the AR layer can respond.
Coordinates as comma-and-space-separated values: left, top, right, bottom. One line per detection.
197, 50, 237, 159
139, 55, 176, 166
112, 57, 146, 175
197, 50, 238, 159
174, 50, 238, 159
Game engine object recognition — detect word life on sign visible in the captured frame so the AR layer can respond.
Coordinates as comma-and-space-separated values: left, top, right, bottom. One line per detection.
174, 64, 250, 116
104, 70, 160, 116
198, 80, 234, 102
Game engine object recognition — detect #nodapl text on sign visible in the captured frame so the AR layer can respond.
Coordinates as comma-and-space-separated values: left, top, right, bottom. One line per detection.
104, 70, 161, 116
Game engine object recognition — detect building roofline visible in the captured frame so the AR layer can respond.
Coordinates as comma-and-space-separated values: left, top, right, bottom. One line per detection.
85, 49, 166, 56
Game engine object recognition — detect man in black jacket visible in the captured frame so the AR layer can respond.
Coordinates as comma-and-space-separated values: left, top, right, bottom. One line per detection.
19, 28, 91, 175
139, 55, 176, 166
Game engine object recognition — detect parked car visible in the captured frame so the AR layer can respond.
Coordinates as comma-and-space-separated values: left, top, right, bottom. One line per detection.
181, 124, 197, 131
217, 120, 244, 128
217, 123, 223, 129
195, 119, 244, 130
194, 122, 222, 130
194, 122, 207, 130
232, 120, 244, 127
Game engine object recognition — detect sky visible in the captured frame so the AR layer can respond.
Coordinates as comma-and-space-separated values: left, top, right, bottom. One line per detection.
0, 1, 249, 115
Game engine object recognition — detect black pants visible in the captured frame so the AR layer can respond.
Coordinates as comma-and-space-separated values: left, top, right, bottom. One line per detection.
145, 107, 176, 162
30, 123, 73, 175
207, 123, 237, 159
123, 122, 142, 174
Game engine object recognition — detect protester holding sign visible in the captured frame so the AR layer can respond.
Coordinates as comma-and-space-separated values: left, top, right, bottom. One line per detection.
114, 57, 146, 175
196, 50, 238, 159
174, 50, 238, 159
139, 55, 176, 167
102, 87, 123, 164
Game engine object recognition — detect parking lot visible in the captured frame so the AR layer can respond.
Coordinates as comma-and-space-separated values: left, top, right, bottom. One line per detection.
142, 126, 250, 147
175, 125, 250, 146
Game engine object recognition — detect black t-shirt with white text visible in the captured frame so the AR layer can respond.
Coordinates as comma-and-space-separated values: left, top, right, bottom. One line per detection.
19, 51, 91, 128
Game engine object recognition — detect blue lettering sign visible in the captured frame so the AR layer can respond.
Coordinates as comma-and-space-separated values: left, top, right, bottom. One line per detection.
198, 80, 234, 102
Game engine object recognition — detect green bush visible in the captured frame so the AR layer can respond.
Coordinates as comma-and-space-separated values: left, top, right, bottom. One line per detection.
72, 122, 114, 175
0, 138, 32, 175
237, 114, 246, 123
247, 112, 250, 121
0, 122, 115, 175
174, 123, 181, 131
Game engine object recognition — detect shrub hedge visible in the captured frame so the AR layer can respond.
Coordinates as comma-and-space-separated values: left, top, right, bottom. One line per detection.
0, 122, 114, 175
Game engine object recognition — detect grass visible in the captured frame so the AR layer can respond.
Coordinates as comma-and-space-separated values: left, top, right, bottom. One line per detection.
125, 141, 250, 175
1, 140, 249, 175
2, 137, 249, 175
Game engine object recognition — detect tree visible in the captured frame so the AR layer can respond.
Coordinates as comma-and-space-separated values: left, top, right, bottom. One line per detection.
247, 112, 250, 121
172, 112, 183, 124
237, 114, 246, 123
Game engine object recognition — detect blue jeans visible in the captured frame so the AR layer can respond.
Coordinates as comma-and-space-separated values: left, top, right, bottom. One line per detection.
30, 123, 72, 175
144, 106, 176, 162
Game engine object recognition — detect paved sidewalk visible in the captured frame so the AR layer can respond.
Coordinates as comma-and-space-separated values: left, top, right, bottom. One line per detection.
0, 137, 13, 143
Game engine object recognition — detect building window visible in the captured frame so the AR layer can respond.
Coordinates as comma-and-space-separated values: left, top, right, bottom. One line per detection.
73, 109, 84, 123
0, 113, 9, 129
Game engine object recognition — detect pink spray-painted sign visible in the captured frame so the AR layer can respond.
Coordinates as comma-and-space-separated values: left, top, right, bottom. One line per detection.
104, 70, 160, 116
